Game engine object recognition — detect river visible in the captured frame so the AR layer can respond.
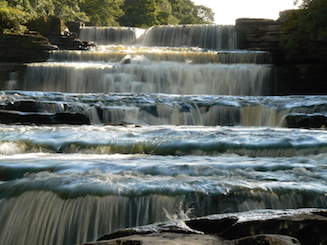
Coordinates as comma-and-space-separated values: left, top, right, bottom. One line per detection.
0, 24, 327, 245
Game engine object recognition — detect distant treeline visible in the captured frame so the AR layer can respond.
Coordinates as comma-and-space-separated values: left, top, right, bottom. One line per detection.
0, 0, 215, 29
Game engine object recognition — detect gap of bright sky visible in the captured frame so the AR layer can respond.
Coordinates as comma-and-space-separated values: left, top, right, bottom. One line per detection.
192, 0, 300, 24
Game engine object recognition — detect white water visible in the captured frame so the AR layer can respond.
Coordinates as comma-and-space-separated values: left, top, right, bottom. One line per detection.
79, 25, 237, 50
50, 48, 271, 64
79, 26, 145, 45
23, 62, 272, 95
141, 25, 237, 49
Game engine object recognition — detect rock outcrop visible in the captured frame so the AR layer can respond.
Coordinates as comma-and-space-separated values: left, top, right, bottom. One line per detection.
0, 31, 57, 63
0, 16, 92, 64
79, 209, 327, 245
235, 12, 327, 95
26, 16, 91, 50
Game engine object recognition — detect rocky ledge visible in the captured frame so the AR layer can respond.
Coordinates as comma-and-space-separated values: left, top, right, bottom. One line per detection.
0, 16, 92, 63
79, 208, 327, 245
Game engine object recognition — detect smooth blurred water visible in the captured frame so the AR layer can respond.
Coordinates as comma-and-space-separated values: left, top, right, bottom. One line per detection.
1, 124, 327, 244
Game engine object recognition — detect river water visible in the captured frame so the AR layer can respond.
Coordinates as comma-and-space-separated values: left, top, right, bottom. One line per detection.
1, 25, 327, 245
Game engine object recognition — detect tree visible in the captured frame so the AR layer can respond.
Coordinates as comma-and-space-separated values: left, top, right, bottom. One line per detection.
119, 0, 159, 28
5, 0, 89, 21
52, 0, 88, 21
168, 0, 214, 24
0, 0, 32, 31
280, 0, 327, 57
80, 0, 124, 26
194, 5, 214, 24
155, 0, 178, 25
1, 0, 216, 31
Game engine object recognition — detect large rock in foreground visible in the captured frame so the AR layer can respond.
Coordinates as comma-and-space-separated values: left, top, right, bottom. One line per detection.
84, 233, 299, 245
80, 209, 327, 245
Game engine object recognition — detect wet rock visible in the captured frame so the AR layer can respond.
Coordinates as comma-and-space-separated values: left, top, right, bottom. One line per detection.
86, 233, 224, 245
140, 105, 159, 117
285, 113, 327, 128
232, 234, 300, 245
185, 216, 238, 234
0, 110, 90, 125
2, 100, 38, 112
52, 112, 90, 125
82, 232, 300, 245
85, 209, 327, 245
219, 209, 327, 245
0, 110, 53, 124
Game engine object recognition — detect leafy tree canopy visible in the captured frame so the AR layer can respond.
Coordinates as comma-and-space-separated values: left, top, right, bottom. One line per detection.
1, 0, 215, 31
280, 0, 327, 57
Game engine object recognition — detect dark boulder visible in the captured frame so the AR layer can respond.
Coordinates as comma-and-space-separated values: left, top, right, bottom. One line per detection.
84, 209, 327, 245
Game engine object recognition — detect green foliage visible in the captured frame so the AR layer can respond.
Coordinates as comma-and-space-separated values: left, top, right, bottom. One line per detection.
0, 0, 32, 32
1, 0, 216, 32
280, 0, 327, 57
155, 0, 178, 25
169, 0, 214, 25
119, 0, 215, 28
52, 0, 88, 22
80, 0, 124, 26
119, 0, 159, 28
195, 5, 214, 24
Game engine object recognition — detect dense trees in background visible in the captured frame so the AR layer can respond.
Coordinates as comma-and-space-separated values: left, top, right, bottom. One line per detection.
0, 0, 215, 31
280, 0, 327, 56
80, 0, 124, 26
117, 0, 214, 27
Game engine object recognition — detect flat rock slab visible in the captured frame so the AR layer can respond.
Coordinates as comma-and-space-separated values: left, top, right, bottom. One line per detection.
81, 233, 299, 245
80, 209, 327, 245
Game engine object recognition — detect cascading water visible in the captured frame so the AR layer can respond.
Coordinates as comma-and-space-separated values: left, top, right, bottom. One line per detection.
79, 26, 146, 45
1, 24, 327, 245
141, 25, 237, 49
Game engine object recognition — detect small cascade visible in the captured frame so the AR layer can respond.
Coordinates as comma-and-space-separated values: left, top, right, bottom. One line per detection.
79, 25, 237, 50
79, 26, 145, 45
5, 72, 18, 90
0, 176, 326, 245
2, 92, 327, 127
23, 62, 272, 95
50, 48, 271, 64
142, 25, 237, 50
19, 23, 274, 99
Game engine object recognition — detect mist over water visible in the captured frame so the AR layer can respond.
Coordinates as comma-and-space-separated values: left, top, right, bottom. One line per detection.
1, 24, 327, 245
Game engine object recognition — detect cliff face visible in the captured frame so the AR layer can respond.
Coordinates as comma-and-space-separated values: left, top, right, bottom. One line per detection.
0, 31, 56, 63
0, 16, 92, 87
235, 12, 327, 95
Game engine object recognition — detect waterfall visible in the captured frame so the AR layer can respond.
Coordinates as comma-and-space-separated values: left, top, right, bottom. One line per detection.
79, 26, 146, 45
141, 25, 237, 50
20, 23, 273, 97
79, 24, 237, 50
23, 62, 272, 95
0, 186, 325, 245
3, 91, 327, 127
0, 23, 298, 245
50, 49, 271, 64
